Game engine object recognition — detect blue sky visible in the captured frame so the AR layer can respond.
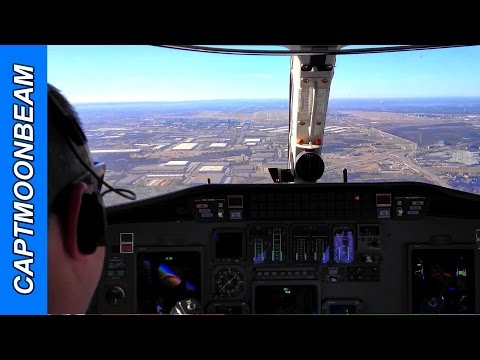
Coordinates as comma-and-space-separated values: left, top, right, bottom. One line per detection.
47, 45, 480, 103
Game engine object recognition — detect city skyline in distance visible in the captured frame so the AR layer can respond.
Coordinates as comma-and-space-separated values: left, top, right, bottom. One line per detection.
74, 97, 480, 117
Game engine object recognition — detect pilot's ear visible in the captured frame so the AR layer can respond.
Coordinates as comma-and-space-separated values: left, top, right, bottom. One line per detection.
64, 182, 88, 259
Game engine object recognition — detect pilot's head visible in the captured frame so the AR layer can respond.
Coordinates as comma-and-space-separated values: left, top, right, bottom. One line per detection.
48, 84, 106, 314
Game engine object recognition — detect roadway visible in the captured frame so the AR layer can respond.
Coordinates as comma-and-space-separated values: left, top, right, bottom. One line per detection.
323, 122, 449, 187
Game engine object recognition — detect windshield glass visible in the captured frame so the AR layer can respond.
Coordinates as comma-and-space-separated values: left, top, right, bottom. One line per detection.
48, 45, 480, 206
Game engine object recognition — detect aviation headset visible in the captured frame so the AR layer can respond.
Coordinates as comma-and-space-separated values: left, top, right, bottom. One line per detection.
48, 87, 107, 255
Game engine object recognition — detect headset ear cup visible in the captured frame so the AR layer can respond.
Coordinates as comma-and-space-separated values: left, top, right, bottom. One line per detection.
77, 192, 107, 255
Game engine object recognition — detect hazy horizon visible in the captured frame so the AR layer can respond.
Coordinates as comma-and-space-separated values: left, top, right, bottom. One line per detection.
73, 96, 480, 107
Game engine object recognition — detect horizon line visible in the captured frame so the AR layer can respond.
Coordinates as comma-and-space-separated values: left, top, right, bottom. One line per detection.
73, 95, 480, 106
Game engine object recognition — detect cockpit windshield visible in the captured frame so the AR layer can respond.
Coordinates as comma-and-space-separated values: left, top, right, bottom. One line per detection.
48, 45, 480, 206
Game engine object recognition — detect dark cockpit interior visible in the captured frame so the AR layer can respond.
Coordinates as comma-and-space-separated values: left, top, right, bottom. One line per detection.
90, 181, 480, 314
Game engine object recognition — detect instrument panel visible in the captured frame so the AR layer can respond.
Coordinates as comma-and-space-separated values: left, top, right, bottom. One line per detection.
91, 182, 480, 314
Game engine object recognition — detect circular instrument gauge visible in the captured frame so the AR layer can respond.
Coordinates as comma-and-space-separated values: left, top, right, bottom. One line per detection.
106, 285, 126, 305
215, 267, 244, 298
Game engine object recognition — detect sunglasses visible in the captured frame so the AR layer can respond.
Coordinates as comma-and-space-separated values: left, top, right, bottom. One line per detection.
50, 161, 107, 218
74, 161, 106, 192
92, 162, 106, 193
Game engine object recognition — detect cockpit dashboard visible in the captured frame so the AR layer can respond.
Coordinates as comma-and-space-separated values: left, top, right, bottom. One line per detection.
90, 182, 480, 314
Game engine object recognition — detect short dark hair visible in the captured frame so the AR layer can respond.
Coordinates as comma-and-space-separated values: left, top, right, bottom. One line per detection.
48, 84, 92, 214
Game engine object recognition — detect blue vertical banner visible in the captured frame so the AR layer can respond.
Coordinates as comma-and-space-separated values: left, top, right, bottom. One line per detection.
0, 46, 47, 314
